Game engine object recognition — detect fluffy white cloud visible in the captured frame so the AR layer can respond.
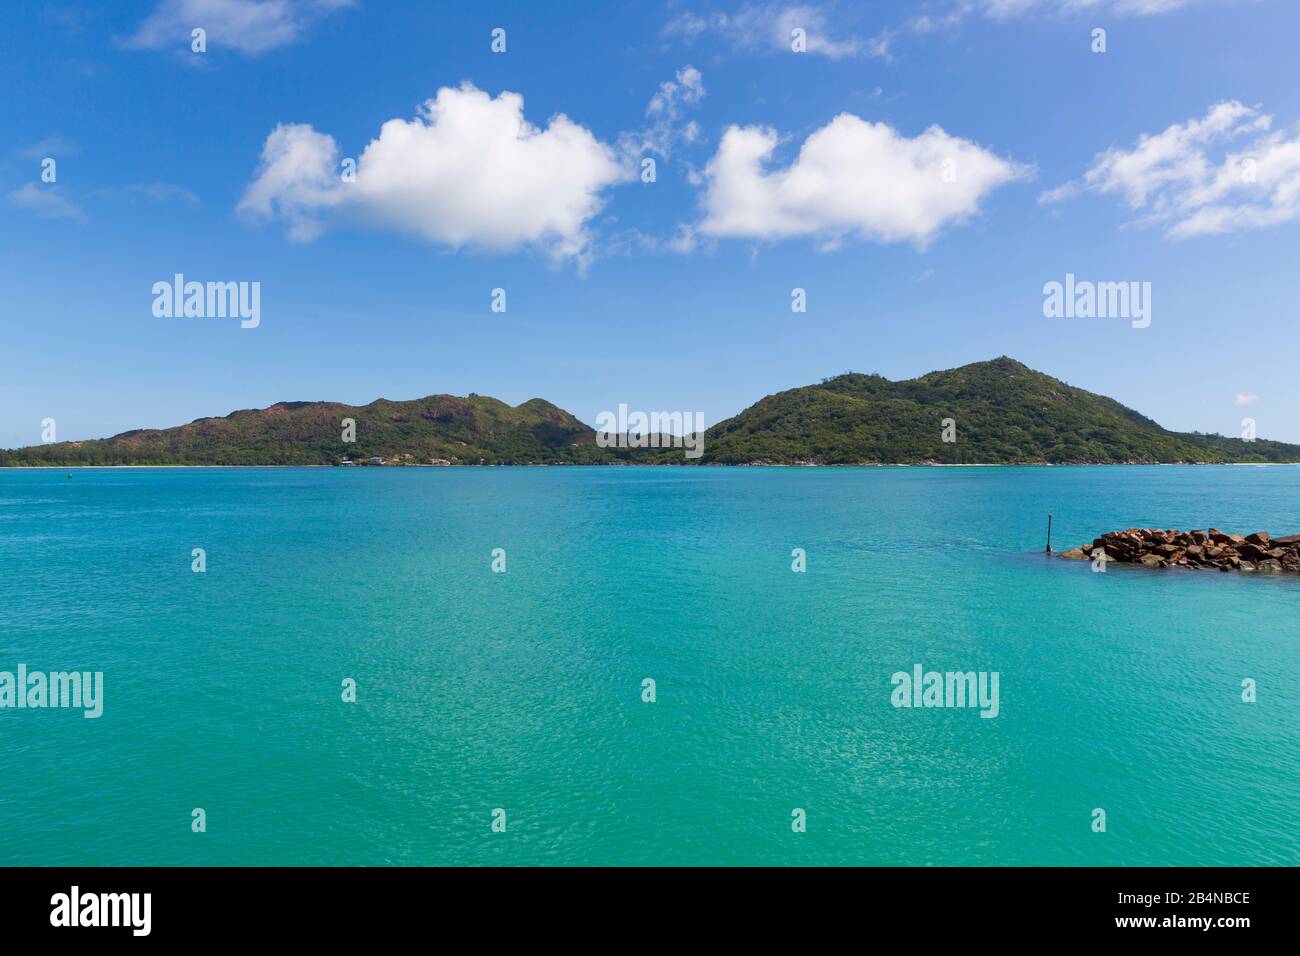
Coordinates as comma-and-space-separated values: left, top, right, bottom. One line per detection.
125, 0, 353, 55
1042, 100, 1300, 239
237, 83, 631, 261
696, 114, 1028, 247
6, 183, 84, 221
664, 4, 868, 59
237, 123, 344, 241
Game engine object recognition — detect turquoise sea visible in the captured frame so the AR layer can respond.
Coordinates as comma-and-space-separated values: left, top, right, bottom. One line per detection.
0, 465, 1296, 866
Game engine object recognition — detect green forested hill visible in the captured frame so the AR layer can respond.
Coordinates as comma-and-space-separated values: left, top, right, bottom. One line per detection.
694, 357, 1300, 464
0, 394, 618, 466
4, 357, 1298, 466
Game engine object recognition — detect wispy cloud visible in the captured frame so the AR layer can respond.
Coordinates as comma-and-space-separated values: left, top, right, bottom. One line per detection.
6, 182, 85, 221
619, 66, 706, 162
105, 182, 202, 205
1042, 100, 1300, 240
977, 0, 1195, 16
663, 3, 872, 59
1235, 392, 1259, 406
16, 136, 79, 159
124, 0, 354, 55
865, 0, 1201, 59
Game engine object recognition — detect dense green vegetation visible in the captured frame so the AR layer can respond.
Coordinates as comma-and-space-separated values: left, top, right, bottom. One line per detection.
692, 357, 1300, 464
0, 394, 625, 466
4, 358, 1298, 466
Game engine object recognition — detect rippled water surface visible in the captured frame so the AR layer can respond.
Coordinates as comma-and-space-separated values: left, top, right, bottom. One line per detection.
1, 465, 1296, 865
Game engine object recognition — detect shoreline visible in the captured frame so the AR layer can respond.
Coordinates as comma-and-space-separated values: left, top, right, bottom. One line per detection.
4, 461, 1300, 471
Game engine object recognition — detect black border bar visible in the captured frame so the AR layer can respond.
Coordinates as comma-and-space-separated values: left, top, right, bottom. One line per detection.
0, 866, 1289, 941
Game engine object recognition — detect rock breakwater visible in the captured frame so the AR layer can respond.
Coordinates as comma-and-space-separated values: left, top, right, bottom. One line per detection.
1060, 528, 1300, 573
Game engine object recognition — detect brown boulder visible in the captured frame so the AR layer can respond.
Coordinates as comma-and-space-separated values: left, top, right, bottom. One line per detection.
1079, 527, 1300, 576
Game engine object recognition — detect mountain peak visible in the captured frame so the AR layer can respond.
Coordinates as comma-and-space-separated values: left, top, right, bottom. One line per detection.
701, 359, 1296, 465
978, 355, 1029, 371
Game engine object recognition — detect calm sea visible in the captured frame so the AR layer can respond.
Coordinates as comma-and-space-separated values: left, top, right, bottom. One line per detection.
0, 465, 1296, 865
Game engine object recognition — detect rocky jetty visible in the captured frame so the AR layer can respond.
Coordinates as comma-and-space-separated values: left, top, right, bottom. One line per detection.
1059, 529, 1300, 573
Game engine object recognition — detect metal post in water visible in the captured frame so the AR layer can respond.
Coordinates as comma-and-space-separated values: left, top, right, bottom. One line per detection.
1046, 513, 1053, 554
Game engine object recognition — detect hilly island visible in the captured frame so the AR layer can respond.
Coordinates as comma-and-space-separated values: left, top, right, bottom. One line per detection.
4, 358, 1297, 467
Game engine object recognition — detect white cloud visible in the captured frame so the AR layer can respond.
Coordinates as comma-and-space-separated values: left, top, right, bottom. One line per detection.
237, 83, 631, 262
17, 136, 79, 159
5, 183, 85, 221
620, 66, 706, 160
1042, 101, 1300, 240
237, 123, 343, 241
664, 4, 869, 59
665, 224, 701, 254
124, 0, 353, 55
1037, 180, 1081, 205
956, 0, 1193, 20
869, 0, 1198, 55
696, 114, 1029, 247
1235, 392, 1259, 406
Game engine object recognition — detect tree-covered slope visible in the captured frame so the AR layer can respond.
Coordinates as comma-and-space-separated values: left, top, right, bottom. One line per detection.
696, 357, 1300, 464
5, 358, 1298, 466
0, 394, 620, 466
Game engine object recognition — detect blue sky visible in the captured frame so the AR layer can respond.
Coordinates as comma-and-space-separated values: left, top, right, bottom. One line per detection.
3, 0, 1299, 449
